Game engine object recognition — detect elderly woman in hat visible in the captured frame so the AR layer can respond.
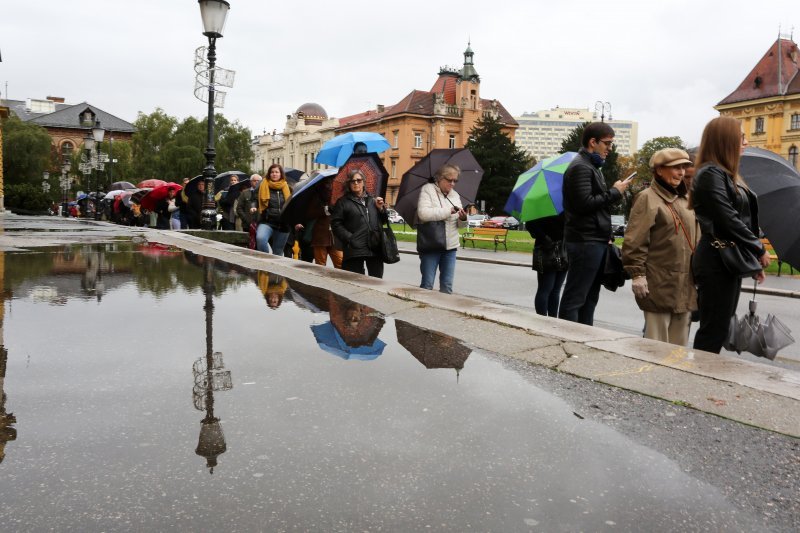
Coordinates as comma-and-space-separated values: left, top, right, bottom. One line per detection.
622, 148, 698, 345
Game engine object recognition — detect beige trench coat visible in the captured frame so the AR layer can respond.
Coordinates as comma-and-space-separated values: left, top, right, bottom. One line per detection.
622, 180, 698, 314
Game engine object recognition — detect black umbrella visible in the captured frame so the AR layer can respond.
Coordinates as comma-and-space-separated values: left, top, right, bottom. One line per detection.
214, 171, 249, 193
279, 168, 338, 226
108, 181, 136, 191
283, 167, 305, 187
395, 320, 471, 371
394, 148, 484, 228
740, 147, 800, 269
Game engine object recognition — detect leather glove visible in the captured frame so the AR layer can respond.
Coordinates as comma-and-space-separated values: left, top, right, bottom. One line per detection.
631, 276, 649, 299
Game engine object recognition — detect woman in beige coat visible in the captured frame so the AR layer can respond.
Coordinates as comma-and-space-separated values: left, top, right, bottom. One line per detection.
622, 148, 698, 345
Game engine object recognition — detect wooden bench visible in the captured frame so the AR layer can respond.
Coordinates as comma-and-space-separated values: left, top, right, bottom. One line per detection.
761, 238, 795, 276
461, 227, 508, 252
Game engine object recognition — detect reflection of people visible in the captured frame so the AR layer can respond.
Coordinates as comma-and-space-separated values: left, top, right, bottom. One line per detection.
331, 169, 388, 278
0, 347, 17, 465
623, 148, 697, 345
258, 271, 288, 309
329, 295, 385, 347
559, 122, 630, 325
691, 117, 770, 353
416, 164, 466, 294
256, 165, 292, 255
526, 213, 567, 316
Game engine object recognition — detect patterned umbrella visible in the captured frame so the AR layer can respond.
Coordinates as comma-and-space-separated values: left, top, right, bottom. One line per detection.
503, 152, 578, 222
330, 153, 389, 206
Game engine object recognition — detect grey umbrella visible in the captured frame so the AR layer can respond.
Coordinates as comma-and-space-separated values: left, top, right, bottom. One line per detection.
723, 283, 794, 360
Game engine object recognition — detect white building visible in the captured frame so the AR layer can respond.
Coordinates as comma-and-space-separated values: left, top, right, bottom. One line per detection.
514, 107, 638, 161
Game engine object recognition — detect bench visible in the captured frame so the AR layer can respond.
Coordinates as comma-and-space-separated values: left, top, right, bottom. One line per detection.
461, 227, 508, 252
761, 238, 795, 276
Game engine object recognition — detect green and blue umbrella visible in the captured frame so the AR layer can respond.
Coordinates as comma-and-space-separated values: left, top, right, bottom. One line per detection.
504, 152, 577, 222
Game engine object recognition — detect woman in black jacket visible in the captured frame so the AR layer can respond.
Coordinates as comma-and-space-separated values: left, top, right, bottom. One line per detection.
330, 169, 388, 278
691, 117, 771, 353
526, 213, 567, 317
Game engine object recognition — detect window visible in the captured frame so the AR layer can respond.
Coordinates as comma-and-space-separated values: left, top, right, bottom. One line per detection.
449, 134, 456, 149
413, 132, 423, 148
391, 159, 396, 179
754, 117, 765, 134
791, 114, 800, 130
789, 146, 799, 169
61, 141, 74, 165
393, 130, 399, 149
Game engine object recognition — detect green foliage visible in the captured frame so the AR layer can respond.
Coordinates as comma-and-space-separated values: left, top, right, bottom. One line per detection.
131, 109, 252, 181
559, 121, 590, 153
466, 114, 531, 215
4, 183, 53, 212
636, 136, 685, 184
1, 115, 55, 185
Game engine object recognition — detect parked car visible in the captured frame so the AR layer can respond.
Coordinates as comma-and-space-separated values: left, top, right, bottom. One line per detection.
611, 215, 627, 236
483, 216, 520, 230
467, 214, 488, 228
387, 209, 405, 224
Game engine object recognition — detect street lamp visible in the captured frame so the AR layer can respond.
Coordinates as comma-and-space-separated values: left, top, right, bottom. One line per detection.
594, 101, 611, 123
83, 132, 95, 219
198, 0, 230, 230
92, 120, 106, 220
41, 172, 51, 208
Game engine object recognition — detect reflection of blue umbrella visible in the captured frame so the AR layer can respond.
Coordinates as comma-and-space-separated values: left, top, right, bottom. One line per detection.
280, 168, 338, 225
76, 193, 88, 201
311, 322, 385, 361
504, 152, 577, 222
315, 132, 390, 167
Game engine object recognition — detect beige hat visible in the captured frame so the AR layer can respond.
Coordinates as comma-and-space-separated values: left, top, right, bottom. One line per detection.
649, 148, 692, 169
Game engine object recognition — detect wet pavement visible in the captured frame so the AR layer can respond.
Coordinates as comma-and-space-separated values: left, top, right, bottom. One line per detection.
0, 215, 798, 531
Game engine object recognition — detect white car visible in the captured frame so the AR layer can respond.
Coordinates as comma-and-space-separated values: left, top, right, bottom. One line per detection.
387, 209, 405, 224
467, 214, 488, 228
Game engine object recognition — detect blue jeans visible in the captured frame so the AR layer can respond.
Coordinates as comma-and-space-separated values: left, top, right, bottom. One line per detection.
419, 249, 457, 294
256, 223, 289, 255
558, 242, 607, 325
535, 269, 567, 317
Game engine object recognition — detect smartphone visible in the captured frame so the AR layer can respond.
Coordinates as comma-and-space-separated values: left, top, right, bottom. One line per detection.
624, 171, 637, 183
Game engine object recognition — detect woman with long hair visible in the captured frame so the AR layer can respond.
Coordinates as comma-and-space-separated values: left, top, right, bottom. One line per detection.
256, 164, 292, 255
690, 117, 770, 353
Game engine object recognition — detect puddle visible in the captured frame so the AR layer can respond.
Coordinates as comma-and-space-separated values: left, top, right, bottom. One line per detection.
0, 243, 765, 530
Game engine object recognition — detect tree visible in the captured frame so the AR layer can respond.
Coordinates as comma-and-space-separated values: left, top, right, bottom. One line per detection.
132, 108, 178, 179
635, 136, 685, 184
1, 115, 55, 185
559, 121, 590, 153
466, 114, 531, 215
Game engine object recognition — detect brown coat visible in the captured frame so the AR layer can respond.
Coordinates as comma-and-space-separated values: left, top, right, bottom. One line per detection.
622, 180, 698, 314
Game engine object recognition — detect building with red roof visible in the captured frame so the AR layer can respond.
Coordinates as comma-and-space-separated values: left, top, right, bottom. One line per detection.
715, 34, 800, 169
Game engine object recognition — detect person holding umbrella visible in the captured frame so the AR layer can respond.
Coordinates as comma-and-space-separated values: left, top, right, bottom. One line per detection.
236, 174, 261, 239
154, 188, 179, 230
256, 165, 292, 255
331, 169, 388, 278
691, 117, 770, 353
416, 164, 467, 294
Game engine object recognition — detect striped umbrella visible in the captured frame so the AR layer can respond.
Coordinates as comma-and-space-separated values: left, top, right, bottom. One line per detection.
503, 152, 577, 222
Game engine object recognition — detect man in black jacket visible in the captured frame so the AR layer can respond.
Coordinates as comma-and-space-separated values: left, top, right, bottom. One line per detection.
558, 122, 630, 325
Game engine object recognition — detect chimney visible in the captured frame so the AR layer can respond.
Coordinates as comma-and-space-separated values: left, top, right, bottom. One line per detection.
376, 104, 385, 113
46, 96, 65, 103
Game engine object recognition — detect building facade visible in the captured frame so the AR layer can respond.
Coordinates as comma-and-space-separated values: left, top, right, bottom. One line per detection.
514, 107, 638, 161
715, 35, 800, 169
250, 103, 339, 176
335, 45, 518, 205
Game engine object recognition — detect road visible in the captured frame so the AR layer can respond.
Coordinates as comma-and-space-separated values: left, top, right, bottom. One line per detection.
388, 248, 800, 368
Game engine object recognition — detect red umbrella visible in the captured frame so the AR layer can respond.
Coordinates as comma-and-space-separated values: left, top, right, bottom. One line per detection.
140, 183, 182, 212
330, 153, 389, 206
137, 179, 167, 189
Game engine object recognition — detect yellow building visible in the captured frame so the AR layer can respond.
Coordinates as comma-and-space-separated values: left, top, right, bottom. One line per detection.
336, 45, 517, 205
716, 35, 800, 169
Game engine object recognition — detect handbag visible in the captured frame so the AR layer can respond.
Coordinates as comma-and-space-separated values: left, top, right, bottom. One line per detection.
711, 238, 761, 277
416, 220, 447, 253
532, 239, 568, 273
602, 243, 628, 291
381, 223, 400, 264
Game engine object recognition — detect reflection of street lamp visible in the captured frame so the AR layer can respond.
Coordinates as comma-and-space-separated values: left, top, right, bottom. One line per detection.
41, 171, 51, 196
198, 0, 231, 230
594, 101, 612, 123
92, 120, 105, 221
61, 163, 71, 217
83, 132, 95, 219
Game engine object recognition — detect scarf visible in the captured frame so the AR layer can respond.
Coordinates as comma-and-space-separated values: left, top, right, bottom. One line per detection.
257, 178, 291, 214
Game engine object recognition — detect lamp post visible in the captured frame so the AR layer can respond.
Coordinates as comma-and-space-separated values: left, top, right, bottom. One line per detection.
92, 120, 106, 221
594, 101, 611, 123
198, 0, 230, 230
61, 163, 71, 217
41, 172, 51, 213
83, 132, 95, 219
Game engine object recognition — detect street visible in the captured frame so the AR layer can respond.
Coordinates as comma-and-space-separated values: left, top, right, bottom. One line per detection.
389, 247, 800, 368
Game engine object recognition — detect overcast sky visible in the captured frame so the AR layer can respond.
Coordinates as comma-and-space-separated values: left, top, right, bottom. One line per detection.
3, 1, 797, 149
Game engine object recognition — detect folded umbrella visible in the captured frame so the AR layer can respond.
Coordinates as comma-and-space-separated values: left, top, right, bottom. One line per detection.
140, 183, 183, 212
504, 152, 578, 222
740, 147, 800, 270
315, 132, 390, 167
394, 148, 484, 228
330, 153, 389, 206
724, 285, 795, 360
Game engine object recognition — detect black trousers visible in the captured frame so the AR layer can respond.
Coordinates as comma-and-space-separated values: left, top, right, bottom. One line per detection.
692, 241, 742, 353
342, 256, 384, 279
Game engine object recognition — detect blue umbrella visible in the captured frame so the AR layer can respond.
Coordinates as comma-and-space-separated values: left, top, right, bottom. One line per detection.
315, 132, 390, 167
311, 322, 385, 361
503, 152, 578, 222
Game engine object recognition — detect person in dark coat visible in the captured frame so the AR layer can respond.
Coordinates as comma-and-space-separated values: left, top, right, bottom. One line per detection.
526, 213, 567, 316
185, 180, 205, 229
330, 169, 388, 278
691, 116, 770, 353
154, 188, 179, 230
558, 122, 630, 325
236, 174, 261, 232
217, 174, 240, 231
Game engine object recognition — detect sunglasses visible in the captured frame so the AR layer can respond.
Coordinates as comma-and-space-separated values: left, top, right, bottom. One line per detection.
442, 178, 459, 183
350, 178, 364, 183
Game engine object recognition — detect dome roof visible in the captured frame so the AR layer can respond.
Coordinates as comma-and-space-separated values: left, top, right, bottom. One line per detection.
296, 102, 328, 120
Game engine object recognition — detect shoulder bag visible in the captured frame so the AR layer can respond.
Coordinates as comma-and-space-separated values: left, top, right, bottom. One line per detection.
381, 222, 400, 264
416, 220, 447, 253
532, 239, 568, 273
711, 238, 762, 277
